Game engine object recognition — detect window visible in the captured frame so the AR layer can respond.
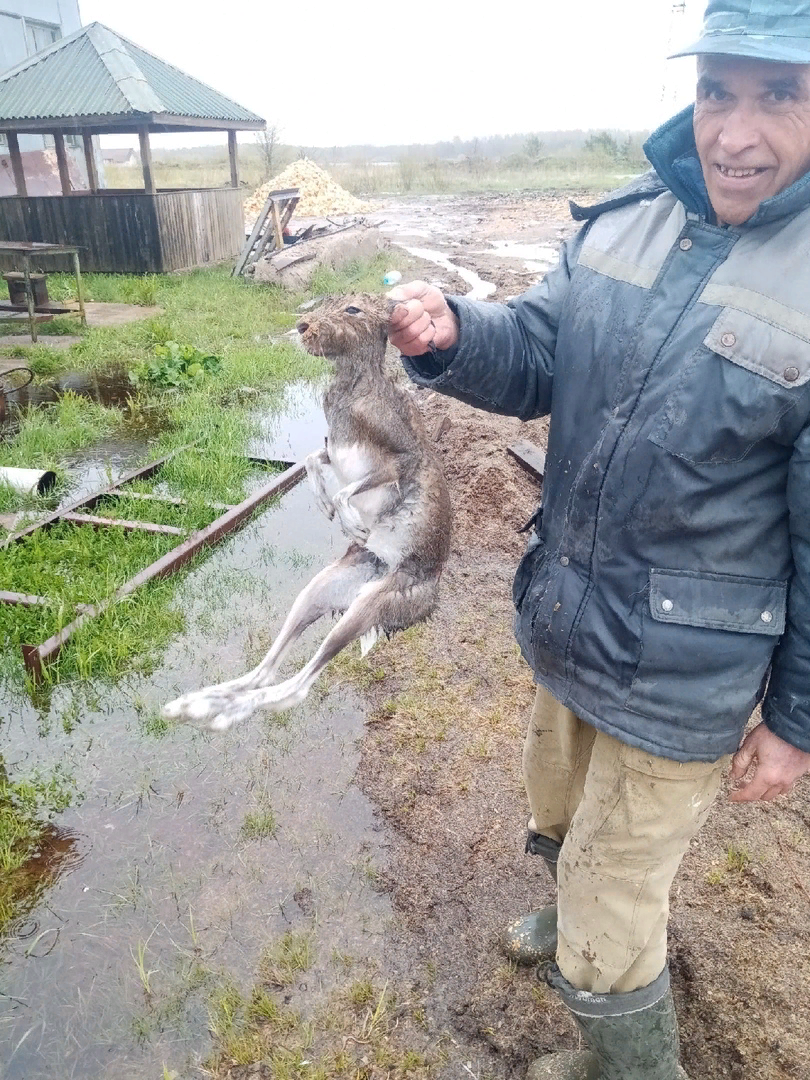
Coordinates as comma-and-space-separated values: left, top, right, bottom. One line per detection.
25, 21, 61, 56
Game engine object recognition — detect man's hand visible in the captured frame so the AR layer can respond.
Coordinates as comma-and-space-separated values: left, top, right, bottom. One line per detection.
729, 722, 810, 802
388, 281, 459, 357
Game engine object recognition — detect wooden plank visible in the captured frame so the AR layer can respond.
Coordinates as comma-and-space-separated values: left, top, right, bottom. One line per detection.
53, 132, 71, 195
7, 133, 27, 197
82, 131, 99, 192
138, 127, 156, 194
61, 512, 186, 536
270, 200, 284, 251
0, 302, 75, 315
507, 439, 547, 482
228, 130, 239, 188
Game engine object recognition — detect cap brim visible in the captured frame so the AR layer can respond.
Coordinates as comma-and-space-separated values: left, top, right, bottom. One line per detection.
670, 34, 810, 64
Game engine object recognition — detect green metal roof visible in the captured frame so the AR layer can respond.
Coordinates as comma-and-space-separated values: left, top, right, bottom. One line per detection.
0, 22, 265, 130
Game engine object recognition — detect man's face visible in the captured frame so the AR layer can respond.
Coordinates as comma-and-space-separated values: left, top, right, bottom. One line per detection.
693, 55, 810, 226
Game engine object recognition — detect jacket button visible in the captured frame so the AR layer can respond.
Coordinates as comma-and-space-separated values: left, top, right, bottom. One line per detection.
679, 238, 693, 251
661, 599, 674, 613
721, 332, 736, 348
784, 366, 800, 383
761, 611, 774, 624
560, 556, 570, 567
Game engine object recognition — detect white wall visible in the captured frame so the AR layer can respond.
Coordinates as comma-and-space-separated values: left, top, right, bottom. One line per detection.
0, 1, 82, 152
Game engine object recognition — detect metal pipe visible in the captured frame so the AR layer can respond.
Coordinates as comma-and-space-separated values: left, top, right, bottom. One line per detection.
0, 467, 57, 495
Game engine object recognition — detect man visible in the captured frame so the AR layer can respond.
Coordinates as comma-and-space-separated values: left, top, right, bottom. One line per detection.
388, 3, 810, 1078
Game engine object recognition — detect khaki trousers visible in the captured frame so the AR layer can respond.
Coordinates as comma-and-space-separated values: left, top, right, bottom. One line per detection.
523, 687, 729, 994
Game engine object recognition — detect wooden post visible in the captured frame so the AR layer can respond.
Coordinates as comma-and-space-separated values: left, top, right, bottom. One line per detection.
138, 127, 155, 194
53, 131, 71, 195
228, 130, 239, 188
270, 199, 284, 251
7, 133, 27, 197
82, 130, 99, 192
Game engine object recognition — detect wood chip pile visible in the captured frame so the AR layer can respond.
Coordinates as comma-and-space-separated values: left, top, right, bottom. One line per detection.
245, 159, 374, 221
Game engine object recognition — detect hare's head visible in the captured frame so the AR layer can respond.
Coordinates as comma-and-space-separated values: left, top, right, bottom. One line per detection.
297, 293, 394, 361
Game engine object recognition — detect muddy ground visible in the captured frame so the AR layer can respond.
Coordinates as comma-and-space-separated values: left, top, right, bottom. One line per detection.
342, 193, 810, 1080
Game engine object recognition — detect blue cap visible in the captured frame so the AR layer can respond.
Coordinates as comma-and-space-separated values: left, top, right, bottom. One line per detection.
671, 1, 810, 64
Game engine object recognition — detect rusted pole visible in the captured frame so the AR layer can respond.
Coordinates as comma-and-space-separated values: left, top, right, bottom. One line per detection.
22, 253, 36, 343
20, 461, 306, 680
7, 133, 27, 197
138, 126, 155, 194
72, 250, 86, 326
53, 131, 71, 195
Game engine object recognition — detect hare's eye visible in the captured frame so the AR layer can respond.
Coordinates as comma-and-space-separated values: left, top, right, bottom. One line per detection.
344, 306, 362, 315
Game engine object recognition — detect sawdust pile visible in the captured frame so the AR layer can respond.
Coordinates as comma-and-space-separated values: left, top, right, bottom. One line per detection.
245, 159, 373, 220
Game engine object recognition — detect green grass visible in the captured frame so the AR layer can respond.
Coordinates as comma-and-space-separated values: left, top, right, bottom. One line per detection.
259, 930, 314, 987
241, 800, 277, 840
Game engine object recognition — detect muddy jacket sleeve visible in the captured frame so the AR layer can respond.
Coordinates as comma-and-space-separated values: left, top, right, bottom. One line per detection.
402, 227, 588, 422
762, 422, 810, 753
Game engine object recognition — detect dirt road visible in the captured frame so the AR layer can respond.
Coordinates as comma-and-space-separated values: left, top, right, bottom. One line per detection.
340, 193, 810, 1080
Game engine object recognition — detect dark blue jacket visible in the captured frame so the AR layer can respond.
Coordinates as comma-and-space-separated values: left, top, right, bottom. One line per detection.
404, 108, 810, 762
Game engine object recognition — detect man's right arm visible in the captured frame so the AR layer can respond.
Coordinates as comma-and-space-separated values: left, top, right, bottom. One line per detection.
388, 227, 587, 422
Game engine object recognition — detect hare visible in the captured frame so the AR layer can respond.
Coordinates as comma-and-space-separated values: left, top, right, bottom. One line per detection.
162, 293, 452, 730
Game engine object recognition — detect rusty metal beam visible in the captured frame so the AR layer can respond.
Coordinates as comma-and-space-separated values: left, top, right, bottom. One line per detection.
61, 512, 186, 537
106, 490, 236, 513
1, 590, 49, 607
6, 446, 190, 546
20, 461, 306, 681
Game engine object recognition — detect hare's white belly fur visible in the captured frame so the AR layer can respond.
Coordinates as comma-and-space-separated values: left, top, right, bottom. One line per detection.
329, 440, 412, 566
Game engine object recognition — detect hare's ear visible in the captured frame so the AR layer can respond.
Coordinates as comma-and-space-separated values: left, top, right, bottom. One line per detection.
386, 295, 401, 314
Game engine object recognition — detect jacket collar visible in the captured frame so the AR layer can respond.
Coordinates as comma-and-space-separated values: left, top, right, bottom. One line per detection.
643, 105, 810, 227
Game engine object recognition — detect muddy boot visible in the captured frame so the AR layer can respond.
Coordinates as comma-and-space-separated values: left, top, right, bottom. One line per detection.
527, 965, 689, 1080
500, 832, 560, 965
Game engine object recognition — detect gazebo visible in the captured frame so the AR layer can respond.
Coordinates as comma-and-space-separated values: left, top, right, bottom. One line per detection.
0, 22, 264, 273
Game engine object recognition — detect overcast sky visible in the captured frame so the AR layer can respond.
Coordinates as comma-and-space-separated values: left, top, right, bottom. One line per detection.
79, 0, 706, 149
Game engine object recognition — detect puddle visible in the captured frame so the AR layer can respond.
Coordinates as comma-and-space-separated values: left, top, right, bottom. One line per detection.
2, 369, 136, 416
397, 245, 496, 300
250, 378, 327, 463
0, 389, 394, 1078
485, 240, 559, 268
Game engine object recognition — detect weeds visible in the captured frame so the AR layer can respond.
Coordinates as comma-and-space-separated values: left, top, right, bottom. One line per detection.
0, 763, 78, 874
241, 801, 277, 839
131, 934, 158, 996
259, 930, 314, 987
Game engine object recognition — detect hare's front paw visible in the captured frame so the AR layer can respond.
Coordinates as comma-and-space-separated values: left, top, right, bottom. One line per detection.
333, 493, 368, 542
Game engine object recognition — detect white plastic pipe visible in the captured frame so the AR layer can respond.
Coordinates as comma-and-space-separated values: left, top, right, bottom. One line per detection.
0, 467, 57, 495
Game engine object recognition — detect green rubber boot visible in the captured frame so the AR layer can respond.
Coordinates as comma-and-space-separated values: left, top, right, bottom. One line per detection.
500, 832, 560, 965
527, 966, 689, 1080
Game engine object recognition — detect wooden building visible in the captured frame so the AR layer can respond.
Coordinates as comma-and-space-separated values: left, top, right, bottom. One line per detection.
0, 22, 264, 273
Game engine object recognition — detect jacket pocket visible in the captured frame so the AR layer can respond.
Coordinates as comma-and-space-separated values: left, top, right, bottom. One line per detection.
512, 530, 547, 611
649, 307, 810, 465
625, 568, 786, 726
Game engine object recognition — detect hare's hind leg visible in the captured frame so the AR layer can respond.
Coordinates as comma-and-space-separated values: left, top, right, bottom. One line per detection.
162, 546, 384, 723
200, 572, 440, 730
